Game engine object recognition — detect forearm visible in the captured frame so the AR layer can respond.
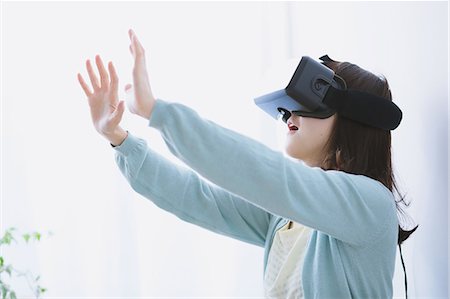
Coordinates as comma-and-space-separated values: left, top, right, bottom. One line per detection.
112, 132, 272, 247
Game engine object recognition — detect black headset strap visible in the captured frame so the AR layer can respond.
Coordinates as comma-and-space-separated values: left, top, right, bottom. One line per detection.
319, 54, 338, 63
399, 243, 408, 299
322, 85, 403, 130
319, 54, 402, 130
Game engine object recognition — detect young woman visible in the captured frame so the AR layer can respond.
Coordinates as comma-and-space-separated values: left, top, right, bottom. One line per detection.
77, 29, 418, 298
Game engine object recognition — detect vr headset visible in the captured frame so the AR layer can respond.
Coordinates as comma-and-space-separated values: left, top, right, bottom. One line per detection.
254, 55, 402, 131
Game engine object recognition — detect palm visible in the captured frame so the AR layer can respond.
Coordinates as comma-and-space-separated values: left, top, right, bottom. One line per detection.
90, 89, 118, 133
77, 55, 125, 136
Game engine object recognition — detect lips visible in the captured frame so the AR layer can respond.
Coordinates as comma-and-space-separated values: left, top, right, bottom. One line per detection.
288, 123, 299, 131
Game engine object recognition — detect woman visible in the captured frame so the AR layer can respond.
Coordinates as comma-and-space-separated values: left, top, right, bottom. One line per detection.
77, 29, 418, 298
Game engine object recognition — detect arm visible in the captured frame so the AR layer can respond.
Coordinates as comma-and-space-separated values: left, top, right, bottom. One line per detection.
112, 132, 272, 248
147, 98, 398, 247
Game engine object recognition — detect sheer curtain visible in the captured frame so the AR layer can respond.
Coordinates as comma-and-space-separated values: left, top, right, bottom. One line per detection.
2, 1, 278, 297
2, 1, 447, 298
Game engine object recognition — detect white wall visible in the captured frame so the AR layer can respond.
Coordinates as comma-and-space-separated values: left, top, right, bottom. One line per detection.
284, 2, 448, 298
1, 1, 448, 298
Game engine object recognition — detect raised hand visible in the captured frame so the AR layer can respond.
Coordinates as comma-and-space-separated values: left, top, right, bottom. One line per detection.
125, 28, 156, 120
77, 55, 128, 146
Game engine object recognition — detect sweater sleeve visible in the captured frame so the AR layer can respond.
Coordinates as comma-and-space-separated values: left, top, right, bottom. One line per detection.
112, 132, 272, 248
147, 98, 398, 247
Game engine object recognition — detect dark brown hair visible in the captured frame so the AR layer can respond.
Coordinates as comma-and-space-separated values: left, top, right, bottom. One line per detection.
319, 60, 418, 245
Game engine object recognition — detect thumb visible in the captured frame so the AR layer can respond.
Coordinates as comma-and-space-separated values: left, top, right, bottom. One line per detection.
111, 100, 125, 124
124, 84, 136, 113
124, 83, 133, 93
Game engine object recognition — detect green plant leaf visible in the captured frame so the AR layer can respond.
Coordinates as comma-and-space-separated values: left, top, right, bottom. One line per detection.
32, 232, 41, 241
0, 228, 49, 298
1, 232, 14, 246
23, 233, 31, 243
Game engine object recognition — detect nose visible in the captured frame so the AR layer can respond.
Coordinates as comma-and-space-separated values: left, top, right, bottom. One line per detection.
278, 108, 292, 123
287, 111, 299, 123
287, 112, 302, 128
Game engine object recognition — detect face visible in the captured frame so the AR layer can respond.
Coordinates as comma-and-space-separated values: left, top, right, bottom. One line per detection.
285, 112, 337, 167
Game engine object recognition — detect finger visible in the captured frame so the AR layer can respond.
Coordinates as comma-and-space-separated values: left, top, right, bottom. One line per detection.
128, 28, 138, 42
134, 35, 145, 55
77, 73, 93, 97
108, 61, 119, 95
128, 28, 133, 40
128, 30, 134, 54
86, 59, 101, 91
95, 55, 110, 90
129, 37, 136, 55
129, 30, 145, 57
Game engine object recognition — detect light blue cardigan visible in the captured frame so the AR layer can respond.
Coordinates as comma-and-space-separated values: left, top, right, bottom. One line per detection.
112, 98, 398, 298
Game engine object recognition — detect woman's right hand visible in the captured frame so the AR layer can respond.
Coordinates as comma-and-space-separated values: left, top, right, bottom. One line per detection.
77, 55, 128, 146
125, 28, 156, 120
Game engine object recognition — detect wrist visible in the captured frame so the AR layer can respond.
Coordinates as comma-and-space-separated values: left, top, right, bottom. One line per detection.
138, 100, 154, 120
104, 127, 128, 146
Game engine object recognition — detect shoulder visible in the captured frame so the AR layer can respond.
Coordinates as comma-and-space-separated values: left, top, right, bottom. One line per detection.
326, 169, 395, 204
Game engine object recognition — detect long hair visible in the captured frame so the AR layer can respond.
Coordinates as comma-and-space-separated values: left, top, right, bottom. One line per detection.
319, 59, 418, 245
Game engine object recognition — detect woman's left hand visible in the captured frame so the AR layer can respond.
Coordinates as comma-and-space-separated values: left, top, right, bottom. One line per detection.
77, 55, 127, 145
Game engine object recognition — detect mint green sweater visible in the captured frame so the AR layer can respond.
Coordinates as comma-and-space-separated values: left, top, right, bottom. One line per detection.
112, 98, 398, 298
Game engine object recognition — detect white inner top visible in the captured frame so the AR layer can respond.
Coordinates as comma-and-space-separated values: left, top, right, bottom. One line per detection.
264, 221, 313, 299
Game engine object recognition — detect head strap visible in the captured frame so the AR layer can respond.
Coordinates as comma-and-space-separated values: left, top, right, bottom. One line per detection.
318, 54, 403, 130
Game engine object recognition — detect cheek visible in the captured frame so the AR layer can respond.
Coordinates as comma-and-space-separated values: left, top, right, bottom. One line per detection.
298, 123, 321, 142
306, 119, 333, 140
285, 127, 314, 155
284, 117, 335, 158
285, 123, 326, 152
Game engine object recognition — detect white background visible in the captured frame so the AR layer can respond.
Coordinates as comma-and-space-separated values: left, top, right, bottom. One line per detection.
1, 1, 448, 298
